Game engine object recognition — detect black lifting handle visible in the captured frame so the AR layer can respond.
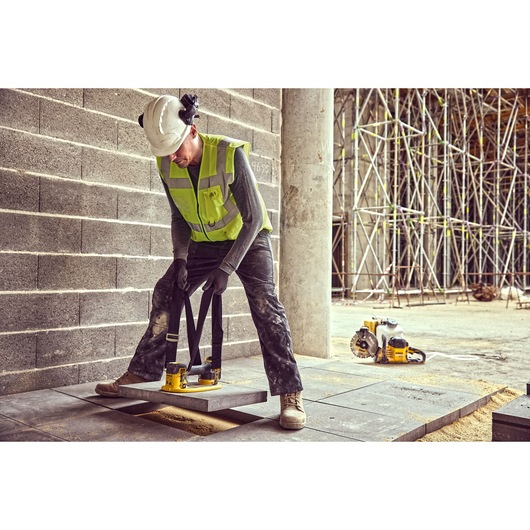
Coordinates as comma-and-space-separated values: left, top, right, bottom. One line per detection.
165, 285, 223, 372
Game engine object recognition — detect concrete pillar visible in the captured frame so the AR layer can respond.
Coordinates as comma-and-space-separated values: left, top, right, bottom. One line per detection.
279, 89, 334, 358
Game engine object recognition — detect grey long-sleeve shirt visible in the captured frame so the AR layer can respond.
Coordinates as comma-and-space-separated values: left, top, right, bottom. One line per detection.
161, 146, 265, 275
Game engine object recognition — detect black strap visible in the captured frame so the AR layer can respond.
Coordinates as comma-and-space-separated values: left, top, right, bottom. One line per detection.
165, 285, 223, 371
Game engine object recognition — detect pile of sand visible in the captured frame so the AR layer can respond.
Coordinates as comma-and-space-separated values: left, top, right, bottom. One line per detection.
138, 406, 241, 437
416, 387, 523, 442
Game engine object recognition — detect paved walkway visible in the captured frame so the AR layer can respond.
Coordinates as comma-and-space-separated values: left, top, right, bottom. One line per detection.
0, 350, 505, 442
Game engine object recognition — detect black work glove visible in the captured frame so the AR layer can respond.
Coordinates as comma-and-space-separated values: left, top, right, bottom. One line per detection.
203, 268, 229, 295
173, 259, 189, 291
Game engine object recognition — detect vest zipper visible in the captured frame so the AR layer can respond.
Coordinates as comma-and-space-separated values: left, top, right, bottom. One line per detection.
189, 169, 211, 241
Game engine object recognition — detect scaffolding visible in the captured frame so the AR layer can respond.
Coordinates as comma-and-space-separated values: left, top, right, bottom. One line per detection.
333, 88, 530, 304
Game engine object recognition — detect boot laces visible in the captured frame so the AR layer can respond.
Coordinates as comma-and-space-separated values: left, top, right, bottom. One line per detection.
283, 392, 302, 410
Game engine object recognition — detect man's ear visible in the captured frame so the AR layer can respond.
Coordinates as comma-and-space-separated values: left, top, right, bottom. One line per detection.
190, 124, 198, 137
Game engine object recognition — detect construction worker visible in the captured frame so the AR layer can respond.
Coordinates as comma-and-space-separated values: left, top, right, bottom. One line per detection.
95, 94, 306, 430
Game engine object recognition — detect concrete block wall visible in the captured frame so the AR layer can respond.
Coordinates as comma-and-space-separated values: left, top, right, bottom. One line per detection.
0, 88, 282, 396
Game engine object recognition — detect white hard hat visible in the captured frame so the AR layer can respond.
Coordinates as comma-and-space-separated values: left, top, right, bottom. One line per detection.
141, 95, 191, 156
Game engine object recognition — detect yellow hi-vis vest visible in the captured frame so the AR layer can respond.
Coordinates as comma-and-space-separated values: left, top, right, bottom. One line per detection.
158, 133, 273, 242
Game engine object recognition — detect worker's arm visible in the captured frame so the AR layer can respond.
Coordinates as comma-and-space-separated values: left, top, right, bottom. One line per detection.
162, 179, 191, 261
218, 146, 265, 275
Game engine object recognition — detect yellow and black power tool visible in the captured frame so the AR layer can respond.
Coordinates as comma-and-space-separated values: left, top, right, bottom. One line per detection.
161, 286, 223, 393
350, 317, 426, 364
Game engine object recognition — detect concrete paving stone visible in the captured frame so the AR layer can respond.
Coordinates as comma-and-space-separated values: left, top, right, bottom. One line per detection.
198, 418, 354, 442
492, 395, 530, 427
303, 401, 425, 442
35, 407, 197, 442
221, 355, 266, 372
319, 380, 482, 435
0, 416, 65, 441
118, 381, 268, 412
0, 389, 107, 427
219, 366, 270, 388
320, 357, 413, 381
492, 422, 530, 442
298, 366, 382, 401
53, 382, 161, 411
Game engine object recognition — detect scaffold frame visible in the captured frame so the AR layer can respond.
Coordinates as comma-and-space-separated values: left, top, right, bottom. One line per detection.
332, 88, 530, 304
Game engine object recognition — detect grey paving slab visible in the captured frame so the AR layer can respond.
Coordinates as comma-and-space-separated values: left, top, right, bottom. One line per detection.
198, 418, 354, 442
298, 366, 382, 401
492, 395, 530, 440
0, 415, 65, 441
54, 382, 165, 413
34, 407, 197, 442
303, 401, 425, 442
118, 381, 268, 412
0, 389, 105, 427
319, 380, 485, 435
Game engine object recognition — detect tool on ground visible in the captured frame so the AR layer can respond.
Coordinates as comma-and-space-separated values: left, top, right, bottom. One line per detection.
162, 287, 223, 393
350, 317, 426, 364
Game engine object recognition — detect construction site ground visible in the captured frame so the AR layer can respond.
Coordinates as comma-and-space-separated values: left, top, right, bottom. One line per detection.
1, 295, 528, 444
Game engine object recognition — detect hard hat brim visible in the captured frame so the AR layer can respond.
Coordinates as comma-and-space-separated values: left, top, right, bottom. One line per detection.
149, 124, 191, 157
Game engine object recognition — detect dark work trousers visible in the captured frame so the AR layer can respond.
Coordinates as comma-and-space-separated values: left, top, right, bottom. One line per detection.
128, 230, 303, 396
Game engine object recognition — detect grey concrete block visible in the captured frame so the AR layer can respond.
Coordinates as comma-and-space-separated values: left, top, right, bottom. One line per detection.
118, 380, 268, 412
83, 88, 150, 121
81, 219, 150, 255
181, 88, 231, 118
0, 212, 81, 253
492, 395, 530, 427
253, 89, 282, 109
150, 160, 165, 192
0, 364, 79, 396
258, 182, 280, 210
149, 225, 172, 257
36, 326, 116, 367
117, 257, 170, 289
231, 97, 273, 131
0, 169, 39, 211
40, 177, 118, 219
117, 189, 168, 224
38, 255, 117, 290
249, 155, 273, 184
226, 314, 258, 343
80, 290, 148, 326
0, 333, 37, 371
0, 292, 80, 332
0, 128, 82, 178
23, 88, 84, 106
206, 115, 252, 145
0, 89, 40, 133
114, 323, 147, 358
40, 99, 118, 150
78, 356, 132, 384
252, 129, 281, 159
118, 119, 151, 157
492, 396, 530, 440
81, 147, 151, 190
0, 253, 38, 290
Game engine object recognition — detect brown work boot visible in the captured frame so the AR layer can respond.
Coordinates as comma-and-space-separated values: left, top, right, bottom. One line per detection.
95, 371, 148, 397
279, 391, 306, 430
